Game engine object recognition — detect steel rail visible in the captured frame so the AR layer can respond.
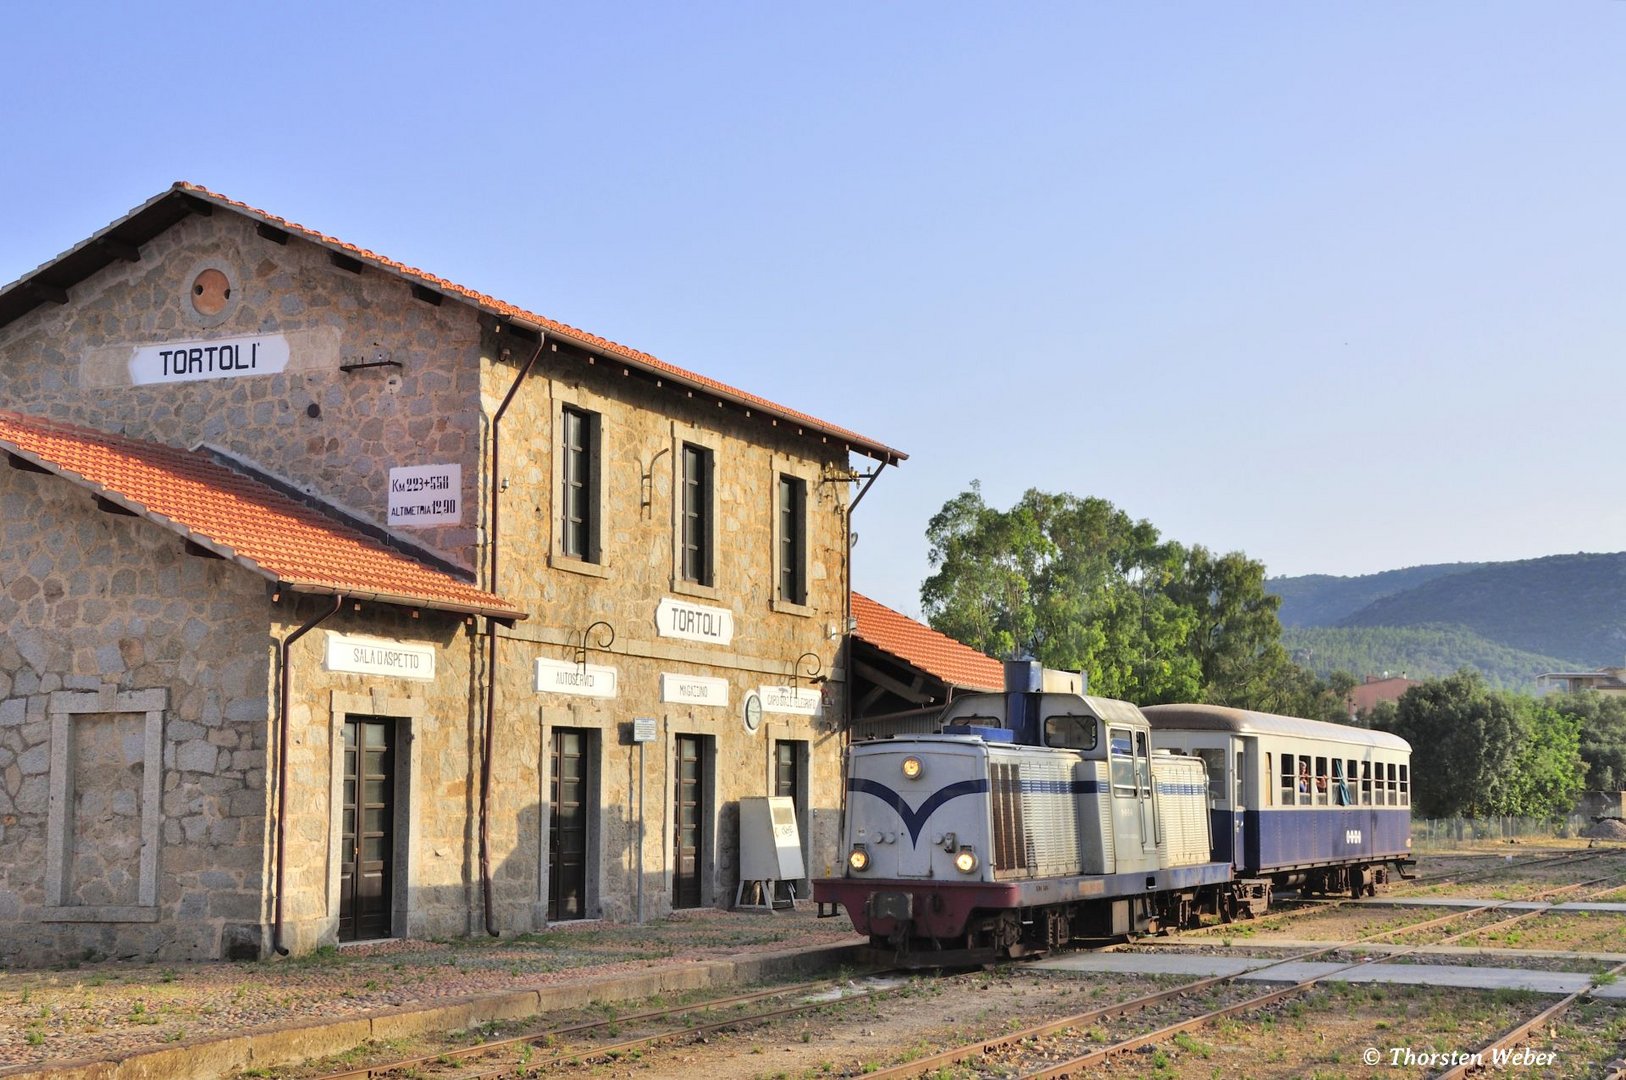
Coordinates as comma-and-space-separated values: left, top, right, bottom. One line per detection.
310, 973, 882, 1080
863, 873, 1617, 1080
1433, 959, 1626, 1080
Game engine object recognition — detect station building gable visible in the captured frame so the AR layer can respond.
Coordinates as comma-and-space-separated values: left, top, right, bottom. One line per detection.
0, 184, 903, 963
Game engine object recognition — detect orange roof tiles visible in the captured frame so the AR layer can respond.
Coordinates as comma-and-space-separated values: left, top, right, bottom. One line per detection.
0, 410, 521, 620
851, 592, 1003, 691
136, 184, 899, 464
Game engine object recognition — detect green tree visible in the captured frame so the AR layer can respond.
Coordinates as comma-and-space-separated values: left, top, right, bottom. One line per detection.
1547, 691, 1626, 791
921, 484, 1310, 707
1503, 697, 1585, 817
1376, 671, 1522, 818
1376, 672, 1586, 818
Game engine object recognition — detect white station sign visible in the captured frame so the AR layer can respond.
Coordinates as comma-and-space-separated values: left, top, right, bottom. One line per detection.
655, 597, 734, 646
325, 634, 436, 681
129, 333, 290, 386
758, 685, 822, 716
535, 657, 618, 699
660, 673, 729, 708
388, 463, 463, 527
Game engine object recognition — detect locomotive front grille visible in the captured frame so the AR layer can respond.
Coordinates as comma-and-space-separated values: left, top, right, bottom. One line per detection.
991, 763, 1028, 872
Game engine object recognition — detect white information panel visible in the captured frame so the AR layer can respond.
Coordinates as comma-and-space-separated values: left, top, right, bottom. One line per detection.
535, 657, 618, 698
758, 685, 821, 716
388, 463, 463, 527
655, 597, 734, 646
325, 634, 436, 681
660, 673, 729, 708
129, 334, 290, 386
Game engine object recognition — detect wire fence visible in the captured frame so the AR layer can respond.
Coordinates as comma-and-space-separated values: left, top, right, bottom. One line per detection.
1411, 815, 1596, 849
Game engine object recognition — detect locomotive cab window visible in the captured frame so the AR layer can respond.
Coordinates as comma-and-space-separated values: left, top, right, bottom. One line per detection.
1043, 714, 1097, 751
1109, 729, 1136, 796
1135, 731, 1152, 797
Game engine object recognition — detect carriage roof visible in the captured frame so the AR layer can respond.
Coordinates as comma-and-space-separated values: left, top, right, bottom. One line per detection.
1142, 703, 1411, 753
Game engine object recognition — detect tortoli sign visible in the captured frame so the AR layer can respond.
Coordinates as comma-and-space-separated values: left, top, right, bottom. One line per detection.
655, 597, 734, 646
128, 334, 290, 386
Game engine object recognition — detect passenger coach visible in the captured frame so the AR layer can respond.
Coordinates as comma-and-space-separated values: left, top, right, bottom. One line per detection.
1143, 705, 1413, 897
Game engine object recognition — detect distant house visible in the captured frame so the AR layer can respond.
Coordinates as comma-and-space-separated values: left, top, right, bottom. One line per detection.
1348, 675, 1420, 719
1536, 666, 1626, 695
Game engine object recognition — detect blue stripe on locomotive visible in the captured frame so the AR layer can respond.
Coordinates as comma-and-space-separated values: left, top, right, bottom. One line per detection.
1208, 807, 1409, 873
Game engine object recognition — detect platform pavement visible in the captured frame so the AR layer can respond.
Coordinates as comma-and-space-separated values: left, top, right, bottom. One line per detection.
1035, 951, 1626, 997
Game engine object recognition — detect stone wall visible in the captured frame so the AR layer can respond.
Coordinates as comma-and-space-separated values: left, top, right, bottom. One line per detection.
0, 465, 273, 965
0, 210, 486, 571
0, 198, 865, 953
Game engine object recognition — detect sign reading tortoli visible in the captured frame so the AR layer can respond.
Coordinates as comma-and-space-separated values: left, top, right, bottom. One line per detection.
655, 597, 734, 646
388, 464, 463, 526
660, 673, 729, 708
325, 633, 436, 681
128, 334, 290, 386
535, 657, 618, 699
758, 685, 821, 716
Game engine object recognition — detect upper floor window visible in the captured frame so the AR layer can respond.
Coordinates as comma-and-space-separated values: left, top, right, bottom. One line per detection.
777, 474, 807, 605
681, 443, 713, 586
560, 406, 600, 562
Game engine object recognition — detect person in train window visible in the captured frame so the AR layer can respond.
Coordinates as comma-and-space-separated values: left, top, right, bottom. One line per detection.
1298, 760, 1311, 794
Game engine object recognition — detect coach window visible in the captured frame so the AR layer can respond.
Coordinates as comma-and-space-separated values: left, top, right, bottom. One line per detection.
1279, 754, 1294, 805
1386, 763, 1398, 805
1109, 729, 1136, 796
1196, 749, 1225, 804
1297, 755, 1313, 806
1266, 753, 1274, 806
1361, 761, 1372, 805
1399, 764, 1410, 806
1331, 760, 1348, 806
1314, 757, 1329, 805
1044, 714, 1097, 751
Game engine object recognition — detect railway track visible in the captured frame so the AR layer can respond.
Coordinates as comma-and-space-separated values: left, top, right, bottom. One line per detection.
298, 849, 1624, 1080
307, 969, 922, 1080
858, 873, 1624, 1079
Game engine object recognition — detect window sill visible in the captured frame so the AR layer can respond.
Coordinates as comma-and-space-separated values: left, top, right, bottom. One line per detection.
670, 577, 721, 602
770, 598, 815, 618
550, 553, 609, 579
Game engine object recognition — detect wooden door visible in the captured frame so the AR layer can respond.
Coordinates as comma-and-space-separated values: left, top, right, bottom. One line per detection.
673, 734, 704, 908
549, 729, 590, 920
340, 717, 395, 941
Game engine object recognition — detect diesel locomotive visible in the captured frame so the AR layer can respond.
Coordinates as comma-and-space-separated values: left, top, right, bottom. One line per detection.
813, 662, 1413, 964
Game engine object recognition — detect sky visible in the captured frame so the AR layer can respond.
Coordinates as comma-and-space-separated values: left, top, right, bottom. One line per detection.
3, 3, 1623, 618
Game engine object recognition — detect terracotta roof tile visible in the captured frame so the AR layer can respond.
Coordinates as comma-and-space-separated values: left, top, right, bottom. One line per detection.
851, 592, 1003, 691
0, 409, 521, 619
163, 183, 902, 464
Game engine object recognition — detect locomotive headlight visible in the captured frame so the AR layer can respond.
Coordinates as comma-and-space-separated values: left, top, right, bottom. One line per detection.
901, 756, 923, 780
848, 845, 870, 872
953, 847, 979, 874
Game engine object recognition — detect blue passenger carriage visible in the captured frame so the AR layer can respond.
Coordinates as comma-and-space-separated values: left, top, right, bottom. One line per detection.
1143, 704, 1414, 897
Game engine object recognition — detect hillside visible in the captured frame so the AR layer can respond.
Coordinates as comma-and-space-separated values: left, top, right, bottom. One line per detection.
1269, 563, 1483, 627
1281, 625, 1581, 693
1334, 553, 1626, 668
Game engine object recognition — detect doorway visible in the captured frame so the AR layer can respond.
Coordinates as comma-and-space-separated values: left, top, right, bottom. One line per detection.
673, 734, 706, 908
549, 728, 592, 920
339, 716, 396, 941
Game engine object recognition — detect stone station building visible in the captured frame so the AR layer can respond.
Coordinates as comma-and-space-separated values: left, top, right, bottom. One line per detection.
0, 183, 904, 964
